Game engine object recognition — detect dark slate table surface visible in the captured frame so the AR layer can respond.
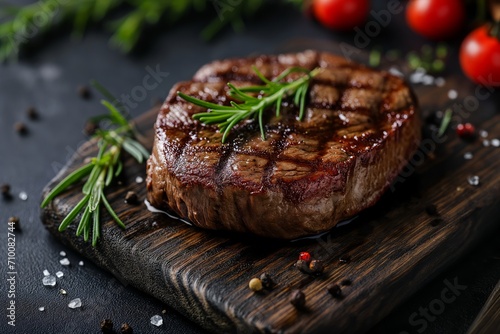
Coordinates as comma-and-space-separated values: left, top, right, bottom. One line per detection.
1, 2, 499, 333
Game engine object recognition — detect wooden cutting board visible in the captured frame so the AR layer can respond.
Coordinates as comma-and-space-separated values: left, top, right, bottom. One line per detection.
41, 66, 500, 333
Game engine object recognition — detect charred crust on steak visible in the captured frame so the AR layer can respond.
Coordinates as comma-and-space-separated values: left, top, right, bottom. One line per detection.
146, 50, 421, 239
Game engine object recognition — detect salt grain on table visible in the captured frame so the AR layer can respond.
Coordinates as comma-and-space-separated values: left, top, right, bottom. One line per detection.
42, 275, 56, 287
43, 269, 50, 276
410, 71, 424, 84
435, 77, 445, 87
448, 89, 458, 100
56, 271, 64, 278
467, 175, 480, 186
464, 152, 473, 160
421, 76, 432, 85
59, 251, 66, 256
60, 258, 70, 266
19, 191, 28, 201
491, 139, 499, 147
150, 315, 163, 327
68, 298, 82, 309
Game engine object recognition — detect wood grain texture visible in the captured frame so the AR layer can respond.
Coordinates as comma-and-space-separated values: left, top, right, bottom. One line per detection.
41, 69, 500, 333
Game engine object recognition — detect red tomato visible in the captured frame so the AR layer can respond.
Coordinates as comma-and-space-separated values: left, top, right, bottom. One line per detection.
312, 0, 370, 31
460, 25, 500, 86
406, 0, 465, 40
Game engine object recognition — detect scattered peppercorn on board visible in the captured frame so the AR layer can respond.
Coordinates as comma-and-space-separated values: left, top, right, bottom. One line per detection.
41, 73, 500, 333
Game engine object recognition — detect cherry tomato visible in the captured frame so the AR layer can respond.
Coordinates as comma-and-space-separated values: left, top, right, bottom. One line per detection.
312, 0, 370, 31
460, 25, 500, 86
406, 0, 465, 40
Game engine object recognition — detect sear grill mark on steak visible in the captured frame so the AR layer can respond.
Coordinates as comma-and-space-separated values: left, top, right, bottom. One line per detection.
146, 50, 421, 239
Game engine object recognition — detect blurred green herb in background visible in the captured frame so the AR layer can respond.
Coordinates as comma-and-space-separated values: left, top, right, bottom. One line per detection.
368, 44, 448, 74
0, 0, 292, 61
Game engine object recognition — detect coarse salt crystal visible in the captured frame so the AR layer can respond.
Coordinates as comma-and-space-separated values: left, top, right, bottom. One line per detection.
463, 152, 473, 160
422, 75, 434, 85
435, 77, 445, 87
467, 175, 480, 186
43, 269, 50, 276
42, 275, 56, 287
410, 73, 423, 84
68, 298, 82, 309
448, 89, 458, 100
150, 315, 163, 327
60, 258, 70, 266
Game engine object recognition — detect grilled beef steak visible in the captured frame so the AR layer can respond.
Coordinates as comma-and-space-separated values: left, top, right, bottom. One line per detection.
146, 51, 421, 239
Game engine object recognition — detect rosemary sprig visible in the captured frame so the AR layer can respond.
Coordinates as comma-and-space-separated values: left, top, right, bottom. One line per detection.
438, 108, 453, 137
178, 66, 320, 143
0, 0, 270, 61
40, 95, 149, 246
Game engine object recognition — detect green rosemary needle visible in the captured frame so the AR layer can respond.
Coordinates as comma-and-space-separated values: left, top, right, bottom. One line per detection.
178, 66, 320, 143
40, 98, 149, 246
438, 108, 453, 137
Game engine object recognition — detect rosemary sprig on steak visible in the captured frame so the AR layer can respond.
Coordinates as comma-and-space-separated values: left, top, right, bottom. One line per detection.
41, 95, 149, 246
177, 66, 321, 143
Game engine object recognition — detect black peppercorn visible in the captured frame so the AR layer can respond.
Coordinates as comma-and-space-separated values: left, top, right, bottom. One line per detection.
424, 112, 441, 126
8, 217, 20, 230
309, 260, 324, 274
295, 259, 310, 273
78, 85, 92, 99
430, 218, 444, 227
340, 279, 352, 286
120, 323, 133, 334
100, 319, 113, 333
1, 184, 11, 199
125, 191, 139, 205
290, 289, 306, 309
425, 204, 439, 216
14, 122, 28, 135
27, 107, 39, 120
327, 284, 342, 298
260, 273, 274, 289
